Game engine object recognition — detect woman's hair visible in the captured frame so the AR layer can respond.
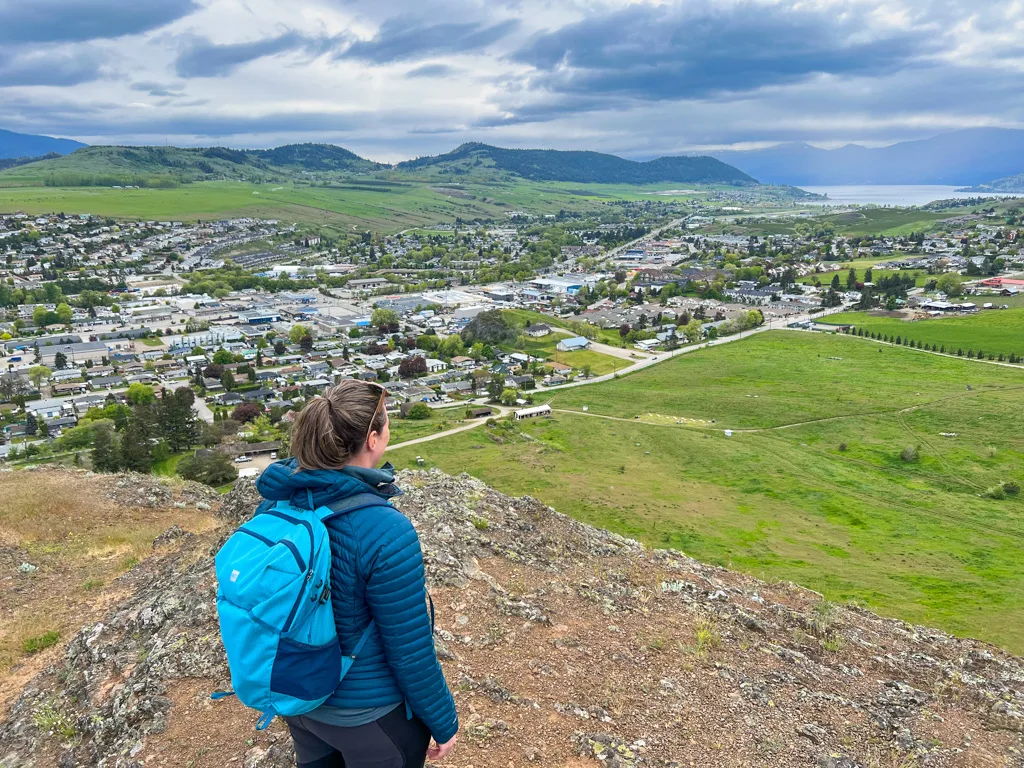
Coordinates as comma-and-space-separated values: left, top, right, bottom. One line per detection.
291, 379, 387, 470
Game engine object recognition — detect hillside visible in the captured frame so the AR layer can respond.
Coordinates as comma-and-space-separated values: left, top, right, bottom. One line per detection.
711, 128, 1024, 186
0, 143, 385, 187
959, 171, 1024, 193
1, 467, 1022, 767
0, 129, 85, 160
398, 142, 757, 184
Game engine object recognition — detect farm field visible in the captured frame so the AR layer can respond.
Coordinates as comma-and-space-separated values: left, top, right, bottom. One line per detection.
389, 331, 1024, 650
819, 207, 950, 236
0, 179, 605, 233
821, 309, 1024, 359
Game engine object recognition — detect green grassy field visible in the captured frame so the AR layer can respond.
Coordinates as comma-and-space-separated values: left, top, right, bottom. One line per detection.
545, 332, 1024, 428
502, 308, 632, 349
821, 310, 1024, 359
388, 331, 1024, 650
820, 208, 950, 236
514, 335, 623, 376
388, 407, 465, 444
0, 180, 608, 233
797, 267, 931, 288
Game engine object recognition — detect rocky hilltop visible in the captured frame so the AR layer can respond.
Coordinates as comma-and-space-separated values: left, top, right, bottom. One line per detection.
1, 468, 1022, 767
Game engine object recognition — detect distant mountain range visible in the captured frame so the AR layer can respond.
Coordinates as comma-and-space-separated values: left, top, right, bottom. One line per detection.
0, 129, 86, 159
399, 142, 756, 185
0, 138, 756, 187
709, 128, 1024, 186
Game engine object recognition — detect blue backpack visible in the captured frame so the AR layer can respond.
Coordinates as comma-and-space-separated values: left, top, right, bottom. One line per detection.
212, 495, 379, 729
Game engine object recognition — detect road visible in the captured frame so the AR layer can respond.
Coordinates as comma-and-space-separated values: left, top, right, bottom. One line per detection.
386, 406, 510, 452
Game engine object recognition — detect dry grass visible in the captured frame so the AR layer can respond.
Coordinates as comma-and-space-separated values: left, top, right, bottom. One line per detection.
0, 470, 220, 700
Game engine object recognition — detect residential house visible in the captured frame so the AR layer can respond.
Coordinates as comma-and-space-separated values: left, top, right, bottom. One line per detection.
424, 358, 447, 373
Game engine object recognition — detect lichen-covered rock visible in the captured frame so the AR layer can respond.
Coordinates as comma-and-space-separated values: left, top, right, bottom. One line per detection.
2, 469, 1023, 767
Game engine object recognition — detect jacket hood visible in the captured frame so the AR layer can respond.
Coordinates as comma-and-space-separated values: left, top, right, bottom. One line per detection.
256, 458, 401, 510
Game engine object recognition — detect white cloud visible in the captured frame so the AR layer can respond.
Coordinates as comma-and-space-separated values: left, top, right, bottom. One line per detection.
0, 0, 1021, 159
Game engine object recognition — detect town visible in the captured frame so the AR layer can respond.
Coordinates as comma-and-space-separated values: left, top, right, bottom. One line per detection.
1, 198, 1021, 483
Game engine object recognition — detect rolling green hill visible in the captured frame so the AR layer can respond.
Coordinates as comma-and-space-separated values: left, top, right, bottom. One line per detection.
0, 143, 385, 188
397, 142, 757, 184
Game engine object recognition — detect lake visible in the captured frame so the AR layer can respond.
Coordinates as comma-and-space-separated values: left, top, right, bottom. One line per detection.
801, 185, 1022, 207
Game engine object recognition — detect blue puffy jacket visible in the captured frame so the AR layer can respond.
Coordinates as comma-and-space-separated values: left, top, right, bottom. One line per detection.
255, 459, 459, 744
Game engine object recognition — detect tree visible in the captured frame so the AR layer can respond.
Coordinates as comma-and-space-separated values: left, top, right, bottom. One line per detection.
460, 310, 518, 347
0, 371, 27, 404
619, 323, 631, 338
300, 334, 314, 353
371, 308, 400, 331
120, 406, 153, 473
232, 402, 264, 424
830, 274, 841, 290
487, 373, 506, 402
936, 273, 964, 297
32, 306, 48, 327
290, 324, 312, 344
405, 403, 432, 420
273, 340, 287, 355
56, 303, 73, 325
91, 422, 121, 472
398, 356, 427, 379
25, 412, 38, 437
846, 268, 857, 289
54, 351, 68, 370
864, 268, 873, 283
579, 364, 593, 379
177, 451, 237, 487
160, 387, 199, 452
821, 288, 842, 308
212, 348, 234, 365
438, 335, 464, 359
125, 382, 155, 405
500, 388, 519, 406
28, 365, 51, 390
415, 334, 439, 352
203, 363, 224, 380
221, 370, 236, 391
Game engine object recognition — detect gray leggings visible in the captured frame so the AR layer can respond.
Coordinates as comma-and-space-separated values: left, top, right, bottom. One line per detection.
285, 706, 431, 768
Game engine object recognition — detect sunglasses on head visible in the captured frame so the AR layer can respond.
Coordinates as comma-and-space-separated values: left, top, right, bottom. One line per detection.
364, 383, 388, 446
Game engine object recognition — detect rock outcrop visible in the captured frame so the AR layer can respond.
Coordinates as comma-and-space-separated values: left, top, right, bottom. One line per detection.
1, 469, 1022, 767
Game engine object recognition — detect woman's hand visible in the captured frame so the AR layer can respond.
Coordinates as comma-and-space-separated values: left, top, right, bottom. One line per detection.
427, 735, 457, 761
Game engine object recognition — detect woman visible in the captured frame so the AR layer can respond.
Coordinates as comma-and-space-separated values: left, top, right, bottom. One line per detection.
255, 380, 458, 768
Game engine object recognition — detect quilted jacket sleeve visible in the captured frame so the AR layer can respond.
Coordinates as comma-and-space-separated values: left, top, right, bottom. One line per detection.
364, 513, 459, 744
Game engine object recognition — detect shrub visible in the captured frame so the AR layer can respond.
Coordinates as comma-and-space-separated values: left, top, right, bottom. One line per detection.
177, 451, 238, 487
22, 630, 60, 654
1004, 481, 1021, 496
900, 445, 919, 463
405, 403, 432, 420
984, 485, 1006, 500
838, 442, 848, 452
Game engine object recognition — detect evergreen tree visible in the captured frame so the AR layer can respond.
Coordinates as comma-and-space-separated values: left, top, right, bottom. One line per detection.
120, 405, 154, 473
160, 387, 199, 452
91, 423, 121, 472
25, 412, 38, 436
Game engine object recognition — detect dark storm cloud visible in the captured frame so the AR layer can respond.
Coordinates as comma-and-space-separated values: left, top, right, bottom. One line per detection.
174, 32, 345, 78
341, 18, 519, 63
0, 0, 198, 43
512, 3, 938, 104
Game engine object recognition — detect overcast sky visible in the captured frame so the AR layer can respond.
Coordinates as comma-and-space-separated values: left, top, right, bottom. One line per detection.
1, 0, 1022, 162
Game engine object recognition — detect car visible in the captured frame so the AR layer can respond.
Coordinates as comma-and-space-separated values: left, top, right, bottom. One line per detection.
234, 455, 252, 463
270, 452, 278, 459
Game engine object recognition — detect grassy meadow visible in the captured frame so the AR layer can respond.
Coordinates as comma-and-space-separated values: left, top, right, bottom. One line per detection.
820, 310, 1024, 359
389, 331, 1024, 650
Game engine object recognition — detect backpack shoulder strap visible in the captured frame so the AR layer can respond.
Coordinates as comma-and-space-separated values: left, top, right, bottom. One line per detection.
316, 493, 392, 523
